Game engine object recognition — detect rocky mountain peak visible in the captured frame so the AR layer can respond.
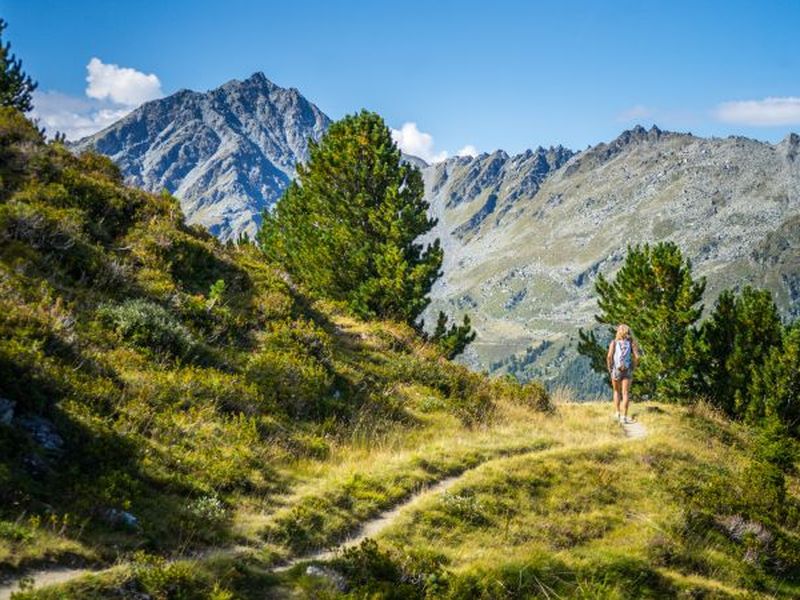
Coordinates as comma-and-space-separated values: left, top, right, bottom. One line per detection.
73, 74, 331, 240
218, 71, 278, 92
612, 124, 665, 146
563, 125, 676, 176
780, 132, 800, 162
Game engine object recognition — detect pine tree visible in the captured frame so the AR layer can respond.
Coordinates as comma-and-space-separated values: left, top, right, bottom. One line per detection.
431, 311, 477, 359
748, 323, 800, 436
258, 110, 442, 323
578, 242, 705, 399
0, 19, 37, 113
695, 287, 783, 417
433, 310, 449, 340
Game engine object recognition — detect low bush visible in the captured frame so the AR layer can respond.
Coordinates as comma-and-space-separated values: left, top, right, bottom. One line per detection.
246, 319, 335, 418
98, 298, 198, 360
130, 551, 233, 600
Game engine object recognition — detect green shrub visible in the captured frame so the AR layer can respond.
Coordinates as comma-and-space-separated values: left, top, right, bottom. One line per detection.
494, 375, 551, 412
0, 519, 34, 543
123, 366, 272, 415
59, 162, 148, 242
440, 491, 489, 526
442, 369, 496, 427
130, 551, 225, 599
246, 348, 333, 418
330, 538, 424, 598
0, 106, 44, 197
246, 320, 334, 418
182, 494, 230, 539
98, 298, 198, 359
137, 406, 263, 492
748, 324, 800, 436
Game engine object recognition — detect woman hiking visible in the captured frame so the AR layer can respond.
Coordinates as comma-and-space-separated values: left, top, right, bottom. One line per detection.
607, 324, 640, 424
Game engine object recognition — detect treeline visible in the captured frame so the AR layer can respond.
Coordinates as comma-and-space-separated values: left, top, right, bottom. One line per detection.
579, 242, 799, 435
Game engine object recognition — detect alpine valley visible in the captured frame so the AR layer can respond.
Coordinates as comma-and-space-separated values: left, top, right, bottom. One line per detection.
75, 73, 800, 397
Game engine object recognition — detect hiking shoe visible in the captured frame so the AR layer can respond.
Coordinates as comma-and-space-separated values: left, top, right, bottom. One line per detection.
623, 416, 635, 424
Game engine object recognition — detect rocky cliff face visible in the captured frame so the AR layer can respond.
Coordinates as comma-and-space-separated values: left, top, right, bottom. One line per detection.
73, 73, 330, 240
422, 126, 800, 396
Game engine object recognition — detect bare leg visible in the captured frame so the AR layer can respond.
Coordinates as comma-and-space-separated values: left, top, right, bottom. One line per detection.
621, 378, 631, 419
612, 378, 620, 416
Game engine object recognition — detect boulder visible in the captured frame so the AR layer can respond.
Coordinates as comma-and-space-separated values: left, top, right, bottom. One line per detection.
306, 564, 348, 592
0, 397, 14, 425
102, 508, 140, 530
17, 416, 64, 452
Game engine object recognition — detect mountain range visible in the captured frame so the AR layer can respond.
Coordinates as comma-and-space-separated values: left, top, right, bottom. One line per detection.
75, 75, 800, 396
421, 126, 800, 395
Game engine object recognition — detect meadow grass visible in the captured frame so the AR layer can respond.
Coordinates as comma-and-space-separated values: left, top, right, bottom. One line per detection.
17, 399, 800, 599
273, 402, 800, 599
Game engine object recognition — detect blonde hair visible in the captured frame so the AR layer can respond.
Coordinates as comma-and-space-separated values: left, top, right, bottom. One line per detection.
615, 324, 631, 340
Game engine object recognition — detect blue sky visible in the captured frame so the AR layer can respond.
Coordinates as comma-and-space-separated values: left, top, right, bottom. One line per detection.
3, 0, 799, 159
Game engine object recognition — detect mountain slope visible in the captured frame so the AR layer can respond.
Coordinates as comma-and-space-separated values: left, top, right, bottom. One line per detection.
1, 107, 548, 590
72, 73, 330, 240
423, 126, 800, 395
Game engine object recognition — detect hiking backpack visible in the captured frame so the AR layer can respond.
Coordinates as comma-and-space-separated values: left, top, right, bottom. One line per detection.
613, 339, 632, 372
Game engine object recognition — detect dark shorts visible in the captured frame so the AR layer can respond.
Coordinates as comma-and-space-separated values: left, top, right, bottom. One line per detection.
611, 366, 632, 382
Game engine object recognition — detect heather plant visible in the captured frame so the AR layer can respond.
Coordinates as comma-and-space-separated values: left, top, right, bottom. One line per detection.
98, 298, 199, 360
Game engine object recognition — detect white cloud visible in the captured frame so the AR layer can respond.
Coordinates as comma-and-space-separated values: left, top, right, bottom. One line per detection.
391, 122, 448, 163
617, 104, 654, 122
86, 57, 162, 106
31, 91, 132, 140
714, 97, 800, 126
30, 58, 163, 140
457, 144, 478, 157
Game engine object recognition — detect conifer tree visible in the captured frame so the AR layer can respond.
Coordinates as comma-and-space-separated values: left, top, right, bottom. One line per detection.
431, 311, 477, 359
259, 110, 443, 324
695, 286, 783, 417
578, 242, 705, 399
0, 19, 37, 112
748, 323, 800, 436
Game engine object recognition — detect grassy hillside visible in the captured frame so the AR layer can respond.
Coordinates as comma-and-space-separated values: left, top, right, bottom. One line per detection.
0, 107, 548, 589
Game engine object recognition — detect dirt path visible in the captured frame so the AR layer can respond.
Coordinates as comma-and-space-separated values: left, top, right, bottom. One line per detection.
273, 474, 462, 572
622, 418, 648, 439
0, 567, 90, 600
0, 413, 650, 595
280, 416, 650, 571
0, 458, 529, 595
